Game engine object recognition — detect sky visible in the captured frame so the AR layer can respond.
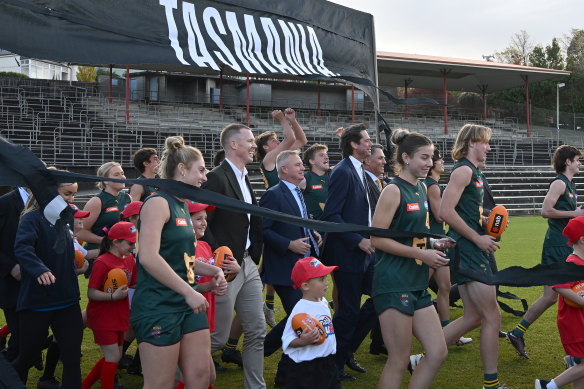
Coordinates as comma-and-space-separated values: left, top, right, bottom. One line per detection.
332, 0, 583, 61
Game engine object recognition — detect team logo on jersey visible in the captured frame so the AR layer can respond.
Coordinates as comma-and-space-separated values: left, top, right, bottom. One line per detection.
176, 218, 188, 226
424, 201, 429, 210
311, 184, 323, 190
569, 192, 574, 198
400, 294, 410, 307
407, 203, 420, 211
105, 206, 119, 213
475, 180, 483, 188
319, 315, 334, 335
150, 326, 162, 338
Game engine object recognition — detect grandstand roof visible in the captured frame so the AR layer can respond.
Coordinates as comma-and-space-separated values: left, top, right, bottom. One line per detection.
376, 51, 571, 93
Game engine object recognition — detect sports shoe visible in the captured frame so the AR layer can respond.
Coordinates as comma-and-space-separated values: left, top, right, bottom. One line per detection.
455, 336, 472, 346
213, 358, 226, 373
37, 376, 61, 389
535, 379, 551, 388
507, 331, 529, 359
407, 354, 423, 374
118, 353, 133, 370
221, 348, 243, 367
263, 302, 277, 328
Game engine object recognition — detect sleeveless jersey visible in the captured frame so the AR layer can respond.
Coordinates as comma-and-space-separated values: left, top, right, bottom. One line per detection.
137, 175, 158, 202
424, 176, 445, 235
373, 177, 430, 294
303, 170, 330, 220
544, 174, 578, 248
86, 191, 131, 250
259, 159, 280, 189
131, 191, 197, 320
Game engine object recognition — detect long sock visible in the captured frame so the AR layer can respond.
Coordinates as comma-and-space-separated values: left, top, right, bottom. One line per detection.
0, 324, 9, 338
122, 340, 132, 355
224, 338, 238, 353
483, 372, 499, 388
176, 381, 185, 389
511, 319, 531, 338
546, 379, 559, 389
440, 320, 450, 327
100, 361, 118, 389
265, 294, 275, 310
208, 385, 214, 389
82, 357, 105, 389
41, 341, 60, 380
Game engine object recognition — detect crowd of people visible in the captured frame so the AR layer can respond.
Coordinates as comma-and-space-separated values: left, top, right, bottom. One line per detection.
1, 109, 584, 389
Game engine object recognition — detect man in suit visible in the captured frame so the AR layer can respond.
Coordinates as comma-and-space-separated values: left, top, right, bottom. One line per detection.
321, 124, 378, 381
260, 150, 322, 387
202, 124, 265, 389
0, 188, 28, 361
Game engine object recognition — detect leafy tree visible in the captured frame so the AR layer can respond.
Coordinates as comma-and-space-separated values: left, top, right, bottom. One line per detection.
76, 66, 97, 82
546, 38, 564, 70
495, 47, 523, 65
510, 30, 534, 66
529, 46, 547, 68
566, 29, 584, 73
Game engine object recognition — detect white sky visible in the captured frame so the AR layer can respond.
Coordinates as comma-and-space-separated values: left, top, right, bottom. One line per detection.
332, 0, 582, 60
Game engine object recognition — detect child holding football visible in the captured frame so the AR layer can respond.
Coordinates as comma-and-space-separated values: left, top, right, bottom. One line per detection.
83, 221, 138, 389
535, 216, 584, 389
281, 257, 339, 389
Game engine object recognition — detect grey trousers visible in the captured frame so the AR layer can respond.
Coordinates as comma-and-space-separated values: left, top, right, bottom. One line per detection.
211, 255, 266, 389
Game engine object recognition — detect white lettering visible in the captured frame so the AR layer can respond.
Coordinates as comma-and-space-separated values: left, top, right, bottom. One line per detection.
203, 7, 242, 72
260, 17, 296, 75
225, 12, 262, 74
278, 20, 306, 75
307, 27, 337, 77
296, 23, 317, 74
160, 0, 189, 65
182, 2, 219, 70
244, 15, 276, 73
286, 22, 312, 74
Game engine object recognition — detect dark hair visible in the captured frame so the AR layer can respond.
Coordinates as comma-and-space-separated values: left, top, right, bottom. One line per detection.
391, 129, 433, 172
133, 148, 157, 174
340, 123, 367, 159
98, 234, 114, 256
303, 143, 328, 168
428, 147, 443, 176
220, 123, 249, 150
255, 131, 277, 161
159, 136, 203, 179
213, 149, 225, 167
552, 145, 582, 173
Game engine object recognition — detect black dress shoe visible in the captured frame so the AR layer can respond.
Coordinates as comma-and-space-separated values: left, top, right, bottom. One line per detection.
369, 342, 388, 355
346, 354, 366, 373
338, 370, 356, 381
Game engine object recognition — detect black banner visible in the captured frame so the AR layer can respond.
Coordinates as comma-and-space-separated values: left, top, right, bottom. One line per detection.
0, 0, 378, 105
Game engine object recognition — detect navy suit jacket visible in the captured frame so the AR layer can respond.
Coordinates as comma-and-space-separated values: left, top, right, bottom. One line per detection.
260, 181, 308, 287
322, 158, 373, 272
0, 189, 24, 309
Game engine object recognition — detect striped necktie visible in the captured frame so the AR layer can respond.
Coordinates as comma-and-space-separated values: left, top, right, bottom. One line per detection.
295, 186, 319, 257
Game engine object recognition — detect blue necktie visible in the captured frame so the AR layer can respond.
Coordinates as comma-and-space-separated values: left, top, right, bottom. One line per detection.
295, 186, 319, 257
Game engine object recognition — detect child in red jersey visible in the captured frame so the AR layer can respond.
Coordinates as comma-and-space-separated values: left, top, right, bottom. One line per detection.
535, 216, 584, 389
83, 222, 137, 389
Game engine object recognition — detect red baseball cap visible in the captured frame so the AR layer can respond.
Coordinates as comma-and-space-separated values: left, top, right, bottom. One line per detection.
291, 257, 338, 289
122, 201, 143, 219
185, 199, 215, 214
563, 216, 584, 245
107, 221, 137, 243
69, 203, 90, 218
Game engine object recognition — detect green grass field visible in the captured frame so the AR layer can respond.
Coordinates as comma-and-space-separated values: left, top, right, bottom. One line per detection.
2, 216, 571, 388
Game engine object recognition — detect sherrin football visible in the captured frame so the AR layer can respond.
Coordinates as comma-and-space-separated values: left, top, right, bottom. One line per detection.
103, 268, 128, 293
213, 246, 236, 282
486, 205, 508, 238
73, 250, 85, 269
565, 282, 584, 308
291, 313, 326, 345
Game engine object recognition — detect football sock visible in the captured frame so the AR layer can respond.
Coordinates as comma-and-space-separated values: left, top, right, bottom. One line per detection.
100, 361, 118, 389
511, 319, 531, 338
483, 372, 499, 388
176, 381, 185, 389
41, 341, 60, 380
547, 379, 559, 389
82, 357, 105, 389
0, 324, 9, 338
224, 338, 238, 353
265, 294, 275, 310
440, 320, 450, 327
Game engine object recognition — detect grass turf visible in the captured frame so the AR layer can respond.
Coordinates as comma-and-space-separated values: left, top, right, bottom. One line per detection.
2, 216, 570, 388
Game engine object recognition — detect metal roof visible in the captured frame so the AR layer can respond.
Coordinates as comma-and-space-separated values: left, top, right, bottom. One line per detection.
376, 51, 571, 93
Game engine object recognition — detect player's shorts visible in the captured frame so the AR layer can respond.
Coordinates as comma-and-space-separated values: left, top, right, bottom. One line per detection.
373, 289, 432, 316
563, 341, 584, 359
450, 245, 492, 284
542, 245, 573, 265
132, 310, 209, 346
92, 330, 124, 346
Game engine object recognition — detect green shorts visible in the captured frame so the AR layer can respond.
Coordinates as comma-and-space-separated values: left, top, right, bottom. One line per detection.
132, 310, 209, 346
451, 246, 492, 284
541, 245, 573, 265
373, 289, 432, 316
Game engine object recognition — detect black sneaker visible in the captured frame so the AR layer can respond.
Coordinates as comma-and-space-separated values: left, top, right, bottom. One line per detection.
37, 376, 61, 389
221, 348, 243, 367
213, 358, 226, 373
535, 379, 551, 389
507, 331, 529, 359
118, 354, 133, 370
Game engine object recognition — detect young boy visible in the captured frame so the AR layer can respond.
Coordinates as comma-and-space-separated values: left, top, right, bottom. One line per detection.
282, 257, 339, 389
535, 216, 584, 389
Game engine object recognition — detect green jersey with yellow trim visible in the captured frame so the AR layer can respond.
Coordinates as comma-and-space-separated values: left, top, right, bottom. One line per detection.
259, 159, 279, 189
303, 170, 330, 220
544, 174, 578, 248
86, 190, 131, 250
424, 176, 445, 235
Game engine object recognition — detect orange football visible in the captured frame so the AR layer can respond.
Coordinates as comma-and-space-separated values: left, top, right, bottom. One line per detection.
74, 250, 85, 269
291, 313, 326, 345
486, 205, 508, 238
213, 246, 236, 282
103, 268, 128, 293
565, 282, 584, 308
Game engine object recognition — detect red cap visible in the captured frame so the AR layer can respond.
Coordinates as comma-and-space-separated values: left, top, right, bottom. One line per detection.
107, 221, 137, 243
563, 216, 584, 245
69, 203, 90, 218
122, 201, 143, 219
291, 257, 338, 289
185, 199, 215, 214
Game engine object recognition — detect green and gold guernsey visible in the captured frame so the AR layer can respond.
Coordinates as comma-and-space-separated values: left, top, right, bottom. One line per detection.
137, 175, 158, 202
259, 159, 279, 189
131, 191, 197, 320
447, 158, 484, 247
424, 176, 445, 235
303, 170, 330, 220
373, 177, 430, 294
85, 191, 131, 250
544, 174, 578, 248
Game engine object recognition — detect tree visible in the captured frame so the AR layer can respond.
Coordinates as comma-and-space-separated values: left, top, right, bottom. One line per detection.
566, 29, 584, 73
546, 38, 564, 70
76, 66, 97, 82
529, 46, 547, 68
495, 47, 523, 65
511, 30, 533, 66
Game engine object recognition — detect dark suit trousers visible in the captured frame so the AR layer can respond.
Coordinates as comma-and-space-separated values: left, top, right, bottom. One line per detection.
264, 285, 302, 376
332, 267, 376, 371
2, 307, 19, 362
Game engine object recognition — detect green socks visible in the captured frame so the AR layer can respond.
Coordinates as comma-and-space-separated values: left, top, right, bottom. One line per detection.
511, 319, 531, 338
